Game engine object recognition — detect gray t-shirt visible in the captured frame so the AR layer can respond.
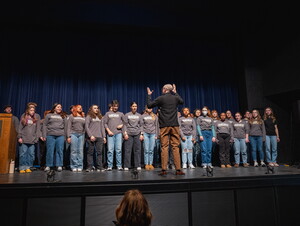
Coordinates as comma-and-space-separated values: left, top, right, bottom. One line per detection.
103, 111, 125, 135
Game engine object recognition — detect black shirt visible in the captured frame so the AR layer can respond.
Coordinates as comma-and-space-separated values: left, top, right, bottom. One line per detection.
147, 92, 183, 128
264, 117, 277, 136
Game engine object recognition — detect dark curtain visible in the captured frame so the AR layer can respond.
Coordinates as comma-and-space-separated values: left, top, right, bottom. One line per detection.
0, 29, 240, 118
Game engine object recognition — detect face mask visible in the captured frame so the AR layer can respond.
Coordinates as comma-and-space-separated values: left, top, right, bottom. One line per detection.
202, 111, 207, 116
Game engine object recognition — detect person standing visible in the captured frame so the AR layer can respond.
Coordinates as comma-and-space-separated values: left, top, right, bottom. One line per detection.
192, 109, 201, 166
249, 109, 266, 167
232, 112, 250, 167
17, 107, 41, 173
179, 107, 197, 169
3, 104, 20, 132
85, 105, 106, 172
42, 103, 67, 172
123, 102, 143, 171
141, 106, 159, 170
263, 107, 280, 167
103, 100, 125, 171
147, 84, 185, 175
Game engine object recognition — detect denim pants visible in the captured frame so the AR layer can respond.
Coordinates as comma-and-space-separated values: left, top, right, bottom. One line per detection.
265, 135, 277, 163
181, 135, 193, 164
143, 133, 155, 165
70, 133, 85, 170
107, 133, 122, 168
19, 143, 35, 170
249, 136, 264, 162
124, 134, 141, 168
46, 135, 64, 167
200, 130, 213, 165
233, 138, 247, 164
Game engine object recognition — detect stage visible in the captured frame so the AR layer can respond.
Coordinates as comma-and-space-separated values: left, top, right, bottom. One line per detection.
1, 166, 300, 226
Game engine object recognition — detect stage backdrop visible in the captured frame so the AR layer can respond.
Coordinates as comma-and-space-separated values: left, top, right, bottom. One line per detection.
0, 29, 240, 118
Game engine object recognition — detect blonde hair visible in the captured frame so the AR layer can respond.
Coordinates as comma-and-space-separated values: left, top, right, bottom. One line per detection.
163, 84, 173, 92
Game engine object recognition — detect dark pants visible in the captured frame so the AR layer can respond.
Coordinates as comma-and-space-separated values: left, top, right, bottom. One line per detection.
86, 138, 104, 169
124, 135, 141, 168
39, 140, 47, 168
218, 133, 231, 165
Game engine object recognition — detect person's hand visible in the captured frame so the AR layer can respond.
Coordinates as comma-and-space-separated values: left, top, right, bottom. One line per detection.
147, 87, 153, 95
124, 134, 129, 140
245, 138, 249, 143
212, 137, 216, 143
67, 137, 71, 144
277, 137, 280, 142
117, 124, 123, 129
103, 138, 107, 144
90, 136, 96, 142
172, 84, 177, 93
108, 131, 114, 136
199, 136, 204, 141
140, 135, 144, 141
182, 136, 186, 141
18, 138, 23, 144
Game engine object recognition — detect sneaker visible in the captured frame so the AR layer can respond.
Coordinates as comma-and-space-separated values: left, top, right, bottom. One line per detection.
182, 164, 187, 169
72, 168, 77, 172
234, 164, 239, 168
145, 165, 149, 170
202, 165, 207, 169
44, 166, 50, 172
118, 167, 123, 171
19, 170, 26, 173
254, 161, 258, 167
86, 168, 93, 172
124, 167, 129, 171
274, 163, 279, 167
137, 167, 142, 171
25, 169, 32, 173
96, 167, 105, 172
189, 164, 195, 169
268, 163, 274, 167
77, 168, 82, 172
175, 170, 185, 175
57, 167, 62, 172
221, 164, 226, 168
149, 165, 154, 170
260, 161, 266, 167
107, 167, 112, 171
226, 164, 232, 168
243, 163, 249, 167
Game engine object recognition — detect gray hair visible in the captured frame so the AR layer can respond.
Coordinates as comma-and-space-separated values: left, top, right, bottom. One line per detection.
162, 84, 173, 92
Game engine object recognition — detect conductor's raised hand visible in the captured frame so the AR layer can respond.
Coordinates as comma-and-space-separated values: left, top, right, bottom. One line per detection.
147, 87, 154, 95
172, 84, 177, 93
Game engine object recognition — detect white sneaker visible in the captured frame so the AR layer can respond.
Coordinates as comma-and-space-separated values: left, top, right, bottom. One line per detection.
208, 165, 214, 168
202, 165, 207, 169
57, 167, 62, 172
107, 167, 112, 171
137, 167, 142, 171
260, 161, 266, 167
124, 167, 129, 171
77, 168, 82, 172
254, 161, 258, 167
182, 164, 187, 169
72, 168, 77, 172
189, 164, 195, 169
44, 166, 50, 172
118, 167, 123, 171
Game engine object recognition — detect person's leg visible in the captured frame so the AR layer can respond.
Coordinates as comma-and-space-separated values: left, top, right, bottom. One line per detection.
224, 135, 231, 165
186, 135, 194, 165
249, 136, 258, 163
86, 139, 95, 169
95, 138, 104, 169
169, 127, 181, 170
160, 127, 170, 171
77, 134, 84, 170
200, 131, 208, 166
115, 133, 123, 168
106, 135, 114, 168
19, 144, 28, 171
270, 135, 278, 163
218, 134, 226, 166
240, 139, 247, 164
124, 135, 133, 168
133, 135, 142, 168
265, 135, 271, 163
28, 144, 35, 169
233, 138, 241, 164
55, 135, 65, 168
143, 133, 150, 165
70, 134, 78, 170
46, 135, 56, 167
149, 134, 155, 166
257, 136, 264, 163
181, 139, 187, 166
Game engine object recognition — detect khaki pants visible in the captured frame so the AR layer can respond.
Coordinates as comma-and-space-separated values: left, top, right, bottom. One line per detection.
160, 126, 181, 170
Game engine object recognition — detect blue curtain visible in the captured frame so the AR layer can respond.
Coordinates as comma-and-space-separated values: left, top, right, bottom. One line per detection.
0, 30, 240, 118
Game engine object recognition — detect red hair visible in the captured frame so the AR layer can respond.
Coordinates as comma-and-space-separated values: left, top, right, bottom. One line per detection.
72, 105, 85, 117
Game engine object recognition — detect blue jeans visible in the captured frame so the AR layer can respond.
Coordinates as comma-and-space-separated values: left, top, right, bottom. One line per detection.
265, 135, 277, 163
200, 130, 213, 165
181, 135, 193, 164
143, 133, 155, 165
70, 133, 84, 170
107, 133, 122, 168
46, 135, 65, 167
233, 138, 247, 164
249, 136, 264, 162
19, 143, 35, 170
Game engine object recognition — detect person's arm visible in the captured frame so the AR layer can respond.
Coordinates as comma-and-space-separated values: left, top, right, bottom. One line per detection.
42, 115, 49, 139
211, 125, 216, 142
275, 124, 280, 142
146, 87, 161, 108
262, 122, 266, 142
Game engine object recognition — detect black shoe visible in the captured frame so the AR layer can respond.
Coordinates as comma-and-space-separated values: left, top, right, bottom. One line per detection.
158, 170, 167, 176
175, 170, 185, 175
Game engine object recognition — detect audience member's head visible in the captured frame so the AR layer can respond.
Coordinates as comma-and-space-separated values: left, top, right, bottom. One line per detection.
115, 189, 152, 226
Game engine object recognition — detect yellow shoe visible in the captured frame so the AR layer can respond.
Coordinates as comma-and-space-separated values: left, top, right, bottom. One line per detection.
19, 170, 26, 173
145, 165, 150, 170
25, 169, 32, 173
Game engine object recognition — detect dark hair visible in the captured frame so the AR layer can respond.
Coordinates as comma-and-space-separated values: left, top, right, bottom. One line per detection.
50, 103, 66, 119
88, 105, 102, 119
3, 105, 12, 111
112, 100, 119, 106
130, 102, 137, 107
115, 189, 152, 226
